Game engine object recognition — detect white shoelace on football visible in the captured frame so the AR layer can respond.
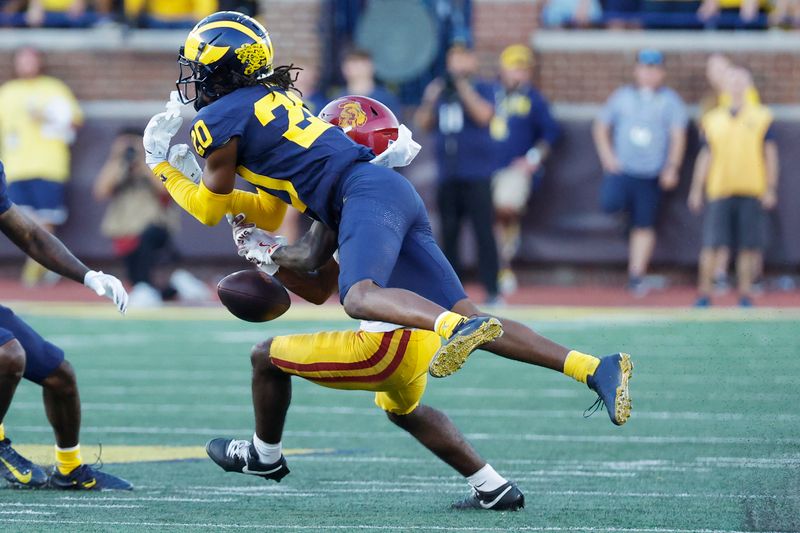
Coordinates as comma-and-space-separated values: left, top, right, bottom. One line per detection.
225, 440, 252, 461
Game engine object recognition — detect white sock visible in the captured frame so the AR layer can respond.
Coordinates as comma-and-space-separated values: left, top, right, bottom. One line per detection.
466, 464, 507, 492
252, 433, 282, 464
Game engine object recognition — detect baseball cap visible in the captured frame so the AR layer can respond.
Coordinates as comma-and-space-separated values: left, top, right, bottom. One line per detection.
637, 49, 664, 66
500, 44, 535, 69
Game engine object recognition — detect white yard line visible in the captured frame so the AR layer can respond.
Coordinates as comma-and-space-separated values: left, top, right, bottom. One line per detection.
0, 519, 783, 533
11, 425, 800, 445
11, 401, 799, 423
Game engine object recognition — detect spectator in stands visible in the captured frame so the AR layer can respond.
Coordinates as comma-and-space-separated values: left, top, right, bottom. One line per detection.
125, 0, 216, 29
697, 0, 767, 28
336, 49, 401, 118
489, 45, 559, 296
540, 0, 602, 27
770, 0, 800, 28
94, 128, 210, 308
415, 44, 501, 305
641, 0, 703, 29
603, 0, 642, 28
689, 67, 778, 308
0, 47, 82, 287
25, 0, 96, 27
592, 49, 687, 296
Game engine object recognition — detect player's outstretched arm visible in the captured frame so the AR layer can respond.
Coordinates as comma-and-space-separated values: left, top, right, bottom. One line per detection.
271, 221, 337, 273
0, 206, 128, 312
0, 205, 90, 283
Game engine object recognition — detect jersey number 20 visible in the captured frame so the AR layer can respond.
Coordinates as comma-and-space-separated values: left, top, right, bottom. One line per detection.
254, 91, 330, 148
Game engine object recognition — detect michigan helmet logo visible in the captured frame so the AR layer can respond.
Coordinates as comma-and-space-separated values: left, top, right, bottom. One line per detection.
338, 102, 368, 130
235, 42, 270, 76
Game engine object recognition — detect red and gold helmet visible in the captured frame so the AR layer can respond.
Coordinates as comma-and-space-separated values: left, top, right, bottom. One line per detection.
318, 95, 399, 155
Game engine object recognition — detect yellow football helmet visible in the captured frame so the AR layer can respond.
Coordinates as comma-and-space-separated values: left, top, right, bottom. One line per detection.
177, 11, 274, 110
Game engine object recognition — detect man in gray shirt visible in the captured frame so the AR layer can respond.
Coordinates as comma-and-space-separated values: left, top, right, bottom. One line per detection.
593, 49, 688, 295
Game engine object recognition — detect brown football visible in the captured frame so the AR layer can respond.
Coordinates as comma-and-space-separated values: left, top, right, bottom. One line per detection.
217, 270, 291, 322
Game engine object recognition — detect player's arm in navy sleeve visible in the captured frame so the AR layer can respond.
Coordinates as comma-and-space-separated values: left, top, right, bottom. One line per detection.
272, 221, 338, 272
0, 205, 90, 284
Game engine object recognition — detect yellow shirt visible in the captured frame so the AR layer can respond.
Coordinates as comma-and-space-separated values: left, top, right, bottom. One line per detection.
0, 76, 82, 183
702, 103, 772, 200
125, 0, 217, 21
41, 0, 76, 10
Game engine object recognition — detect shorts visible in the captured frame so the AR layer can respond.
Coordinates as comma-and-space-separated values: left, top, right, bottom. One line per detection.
7, 179, 67, 225
492, 166, 531, 212
600, 173, 661, 229
270, 328, 441, 415
336, 162, 466, 308
0, 305, 65, 384
702, 196, 765, 250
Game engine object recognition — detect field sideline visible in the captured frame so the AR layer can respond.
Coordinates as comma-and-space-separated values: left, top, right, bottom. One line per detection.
1, 303, 798, 532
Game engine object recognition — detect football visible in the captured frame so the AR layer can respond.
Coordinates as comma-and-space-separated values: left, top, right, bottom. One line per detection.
217, 270, 291, 322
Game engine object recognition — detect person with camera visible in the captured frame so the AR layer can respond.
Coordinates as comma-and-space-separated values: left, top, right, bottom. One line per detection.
94, 127, 209, 307
415, 44, 501, 305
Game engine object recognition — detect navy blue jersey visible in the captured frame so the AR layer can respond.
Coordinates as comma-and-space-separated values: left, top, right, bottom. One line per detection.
191, 85, 373, 226
0, 161, 11, 215
490, 84, 560, 169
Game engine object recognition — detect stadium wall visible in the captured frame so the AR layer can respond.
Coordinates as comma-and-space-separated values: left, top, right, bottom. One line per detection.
0, 24, 797, 267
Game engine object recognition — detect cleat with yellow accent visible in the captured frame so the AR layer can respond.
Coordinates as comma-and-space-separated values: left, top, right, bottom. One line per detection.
0, 438, 47, 488
48, 464, 133, 491
429, 316, 504, 378
586, 353, 633, 426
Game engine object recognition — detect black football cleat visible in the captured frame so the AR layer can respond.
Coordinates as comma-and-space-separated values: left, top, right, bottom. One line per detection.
206, 438, 290, 482
452, 481, 525, 511
0, 438, 47, 489
49, 464, 133, 491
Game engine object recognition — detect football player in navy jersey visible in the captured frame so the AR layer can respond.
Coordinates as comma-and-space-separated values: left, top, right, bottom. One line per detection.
144, 12, 633, 427
0, 161, 131, 490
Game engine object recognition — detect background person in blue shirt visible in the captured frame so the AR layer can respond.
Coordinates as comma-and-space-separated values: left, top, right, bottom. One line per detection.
415, 44, 500, 304
593, 49, 688, 295
490, 45, 560, 296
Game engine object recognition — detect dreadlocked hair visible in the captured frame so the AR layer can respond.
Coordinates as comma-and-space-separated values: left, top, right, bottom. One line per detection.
261, 64, 303, 95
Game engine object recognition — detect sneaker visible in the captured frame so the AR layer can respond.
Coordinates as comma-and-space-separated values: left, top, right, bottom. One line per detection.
206, 438, 290, 482
694, 295, 711, 308
170, 269, 212, 302
48, 464, 133, 491
452, 481, 525, 511
429, 316, 503, 378
586, 353, 633, 426
498, 269, 518, 296
127, 282, 163, 309
0, 438, 47, 488
739, 295, 754, 308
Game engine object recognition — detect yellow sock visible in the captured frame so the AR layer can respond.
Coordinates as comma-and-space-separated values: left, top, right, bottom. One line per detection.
434, 311, 467, 339
55, 445, 82, 475
564, 350, 601, 384
0, 423, 5, 441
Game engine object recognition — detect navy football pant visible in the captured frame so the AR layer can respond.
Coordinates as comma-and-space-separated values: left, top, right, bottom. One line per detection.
336, 163, 467, 309
0, 305, 64, 384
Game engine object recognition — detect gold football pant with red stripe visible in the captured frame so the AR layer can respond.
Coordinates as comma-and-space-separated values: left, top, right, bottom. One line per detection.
270, 329, 441, 415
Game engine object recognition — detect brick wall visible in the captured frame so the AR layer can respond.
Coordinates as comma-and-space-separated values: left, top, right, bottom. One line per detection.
536, 50, 800, 104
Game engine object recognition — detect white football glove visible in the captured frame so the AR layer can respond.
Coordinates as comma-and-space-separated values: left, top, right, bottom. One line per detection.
84, 270, 128, 314
143, 91, 184, 169
370, 124, 421, 168
168, 144, 203, 183
229, 214, 287, 275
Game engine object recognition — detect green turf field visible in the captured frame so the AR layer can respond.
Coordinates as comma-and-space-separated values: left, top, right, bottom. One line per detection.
1, 305, 799, 532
